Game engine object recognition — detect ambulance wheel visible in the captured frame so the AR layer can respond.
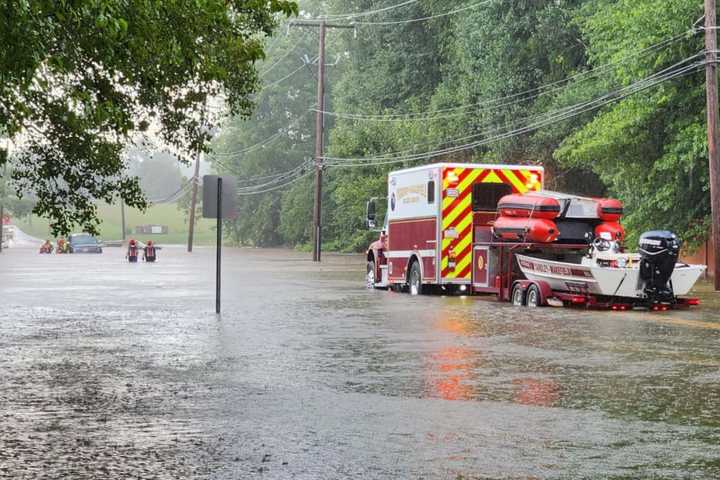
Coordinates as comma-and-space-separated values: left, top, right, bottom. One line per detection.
511, 285, 526, 306
526, 284, 542, 308
409, 261, 423, 296
366, 259, 376, 289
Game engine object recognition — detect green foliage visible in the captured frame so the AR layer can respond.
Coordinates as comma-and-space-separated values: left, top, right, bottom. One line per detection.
0, 0, 297, 235
218, 0, 714, 251
555, 0, 707, 246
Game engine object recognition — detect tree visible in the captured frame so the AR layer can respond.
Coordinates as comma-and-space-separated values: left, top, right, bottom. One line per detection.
0, 0, 297, 235
555, 0, 706, 246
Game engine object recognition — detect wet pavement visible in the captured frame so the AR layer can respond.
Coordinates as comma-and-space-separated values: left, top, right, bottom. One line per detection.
1, 246, 720, 479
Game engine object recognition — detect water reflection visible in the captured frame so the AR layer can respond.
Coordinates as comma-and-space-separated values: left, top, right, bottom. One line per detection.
512, 378, 560, 407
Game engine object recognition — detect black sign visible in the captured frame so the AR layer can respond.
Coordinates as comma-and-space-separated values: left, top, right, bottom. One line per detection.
202, 175, 237, 219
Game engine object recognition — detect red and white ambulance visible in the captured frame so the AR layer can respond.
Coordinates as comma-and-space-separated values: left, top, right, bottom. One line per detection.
365, 163, 544, 295
365, 162, 704, 310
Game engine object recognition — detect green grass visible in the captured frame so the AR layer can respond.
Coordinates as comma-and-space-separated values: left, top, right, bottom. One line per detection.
15, 202, 217, 245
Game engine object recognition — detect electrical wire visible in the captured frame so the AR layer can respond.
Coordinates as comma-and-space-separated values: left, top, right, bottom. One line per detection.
146, 179, 194, 204
323, 55, 705, 166
263, 62, 308, 89
315, 30, 695, 121
211, 106, 315, 158
259, 30, 311, 79
325, 63, 701, 165
235, 161, 312, 192
319, 0, 418, 20
350, 0, 500, 26
236, 169, 313, 196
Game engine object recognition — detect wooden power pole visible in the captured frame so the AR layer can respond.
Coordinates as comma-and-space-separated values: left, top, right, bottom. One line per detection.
120, 201, 126, 242
187, 148, 202, 253
705, 0, 720, 289
290, 20, 354, 262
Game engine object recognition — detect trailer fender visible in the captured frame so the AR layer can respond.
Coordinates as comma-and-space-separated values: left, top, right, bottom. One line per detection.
532, 280, 554, 304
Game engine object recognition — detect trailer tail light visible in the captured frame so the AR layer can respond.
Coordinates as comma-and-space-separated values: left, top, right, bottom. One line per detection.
687, 298, 701, 306
570, 295, 586, 304
651, 304, 670, 312
611, 304, 629, 311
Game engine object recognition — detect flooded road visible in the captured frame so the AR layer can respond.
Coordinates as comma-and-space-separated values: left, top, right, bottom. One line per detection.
1, 246, 720, 479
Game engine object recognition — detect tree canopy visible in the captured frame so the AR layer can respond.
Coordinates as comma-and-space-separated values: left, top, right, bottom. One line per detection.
207, 0, 711, 251
0, 0, 297, 234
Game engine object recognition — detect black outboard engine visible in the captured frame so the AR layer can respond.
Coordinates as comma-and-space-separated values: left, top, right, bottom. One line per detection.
638, 231, 681, 303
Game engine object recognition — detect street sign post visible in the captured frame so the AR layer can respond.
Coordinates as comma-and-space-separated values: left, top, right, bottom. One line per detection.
203, 175, 236, 314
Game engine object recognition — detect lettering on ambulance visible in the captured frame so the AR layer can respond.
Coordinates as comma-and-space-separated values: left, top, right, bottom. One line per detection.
441, 167, 542, 280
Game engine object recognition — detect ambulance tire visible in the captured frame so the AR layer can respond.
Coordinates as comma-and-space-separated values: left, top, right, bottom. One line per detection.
408, 260, 424, 296
366, 259, 376, 289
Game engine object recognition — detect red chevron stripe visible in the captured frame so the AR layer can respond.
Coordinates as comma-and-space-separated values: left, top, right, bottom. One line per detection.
441, 242, 473, 278
456, 263, 473, 280
493, 169, 519, 193
441, 219, 473, 259
442, 169, 492, 218
441, 205, 473, 248
510, 169, 528, 186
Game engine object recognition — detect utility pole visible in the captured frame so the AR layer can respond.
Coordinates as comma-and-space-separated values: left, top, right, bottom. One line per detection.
120, 201, 126, 242
187, 147, 202, 253
0, 164, 5, 254
705, 0, 720, 289
290, 20, 354, 262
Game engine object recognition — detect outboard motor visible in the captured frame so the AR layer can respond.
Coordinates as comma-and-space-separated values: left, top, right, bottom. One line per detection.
638, 231, 681, 303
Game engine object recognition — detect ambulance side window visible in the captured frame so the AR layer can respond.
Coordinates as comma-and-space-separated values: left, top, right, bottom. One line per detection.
473, 183, 512, 211
427, 181, 435, 204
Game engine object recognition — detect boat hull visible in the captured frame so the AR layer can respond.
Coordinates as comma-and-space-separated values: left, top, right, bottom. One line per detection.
516, 254, 705, 300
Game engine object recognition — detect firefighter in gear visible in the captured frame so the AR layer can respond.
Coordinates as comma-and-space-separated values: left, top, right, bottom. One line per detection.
39, 240, 54, 254
143, 240, 157, 263
56, 237, 69, 254
127, 239, 139, 263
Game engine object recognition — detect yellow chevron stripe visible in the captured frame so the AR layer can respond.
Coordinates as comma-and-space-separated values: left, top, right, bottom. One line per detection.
443, 194, 471, 229
453, 252, 473, 279
504, 169, 528, 193
482, 171, 502, 183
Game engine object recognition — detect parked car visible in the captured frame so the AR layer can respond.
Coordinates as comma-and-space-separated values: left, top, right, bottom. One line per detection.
68, 233, 103, 253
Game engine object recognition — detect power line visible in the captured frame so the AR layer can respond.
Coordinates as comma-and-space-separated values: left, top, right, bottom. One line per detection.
319, 0, 417, 20
349, 0, 500, 26
236, 170, 313, 196
263, 62, 308, 89
323, 56, 705, 166
259, 30, 312, 79
146, 179, 194, 204
211, 106, 315, 158
315, 30, 695, 122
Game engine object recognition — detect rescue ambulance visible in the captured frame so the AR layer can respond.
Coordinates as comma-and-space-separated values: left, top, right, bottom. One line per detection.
365, 163, 544, 295
366, 163, 704, 310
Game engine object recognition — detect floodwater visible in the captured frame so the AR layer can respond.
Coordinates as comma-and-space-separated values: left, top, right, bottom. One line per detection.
1, 246, 719, 479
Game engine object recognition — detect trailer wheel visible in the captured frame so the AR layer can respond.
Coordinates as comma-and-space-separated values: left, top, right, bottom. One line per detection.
366, 259, 376, 289
511, 284, 526, 306
526, 284, 542, 308
409, 261, 423, 296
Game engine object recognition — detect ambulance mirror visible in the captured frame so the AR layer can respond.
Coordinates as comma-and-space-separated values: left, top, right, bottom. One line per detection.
366, 199, 377, 229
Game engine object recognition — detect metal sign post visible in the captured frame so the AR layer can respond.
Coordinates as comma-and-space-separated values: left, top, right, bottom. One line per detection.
216, 177, 222, 314
203, 175, 236, 314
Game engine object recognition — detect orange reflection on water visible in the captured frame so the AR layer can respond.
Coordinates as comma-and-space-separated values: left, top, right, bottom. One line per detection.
512, 378, 560, 407
429, 347, 475, 401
